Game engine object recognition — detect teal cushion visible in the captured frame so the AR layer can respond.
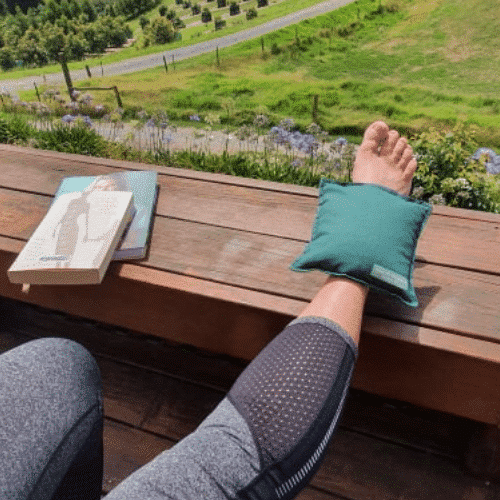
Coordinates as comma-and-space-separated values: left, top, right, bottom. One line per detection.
290, 179, 432, 307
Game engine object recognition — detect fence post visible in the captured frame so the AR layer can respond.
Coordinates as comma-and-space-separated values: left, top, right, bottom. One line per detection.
172, 54, 175, 70
85, 65, 92, 78
59, 53, 75, 101
312, 94, 319, 123
101, 61, 103, 76
113, 86, 123, 108
216, 46, 220, 67
34, 82, 41, 102
163, 55, 168, 73
261, 36, 264, 54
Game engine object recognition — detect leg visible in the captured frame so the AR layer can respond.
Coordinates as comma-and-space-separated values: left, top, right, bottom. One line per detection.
0, 337, 104, 500
104, 121, 418, 500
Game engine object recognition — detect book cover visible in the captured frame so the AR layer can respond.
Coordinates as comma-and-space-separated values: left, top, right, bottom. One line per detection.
53, 170, 158, 260
7, 190, 135, 285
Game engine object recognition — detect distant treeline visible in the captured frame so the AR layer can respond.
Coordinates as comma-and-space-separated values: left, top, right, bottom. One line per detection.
5, 0, 41, 14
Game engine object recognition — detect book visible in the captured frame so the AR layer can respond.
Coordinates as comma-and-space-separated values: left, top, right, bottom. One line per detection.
7, 190, 135, 285
52, 170, 159, 260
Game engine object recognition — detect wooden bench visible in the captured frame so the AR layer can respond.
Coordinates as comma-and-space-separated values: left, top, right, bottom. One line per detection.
1, 144, 499, 479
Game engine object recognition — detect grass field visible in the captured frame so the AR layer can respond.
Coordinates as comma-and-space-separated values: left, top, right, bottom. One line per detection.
15, 0, 500, 148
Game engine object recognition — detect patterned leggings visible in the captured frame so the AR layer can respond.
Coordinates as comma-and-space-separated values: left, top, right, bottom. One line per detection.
0, 316, 356, 500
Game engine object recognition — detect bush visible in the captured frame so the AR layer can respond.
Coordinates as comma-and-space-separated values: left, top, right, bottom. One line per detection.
159, 5, 168, 15
183, 1, 191, 8
411, 124, 499, 212
270, 42, 280, 54
257, 0, 268, 6
0, 47, 16, 71
214, 17, 226, 30
0, 118, 11, 143
217, 0, 226, 6
201, 7, 212, 22
229, 1, 240, 15
246, 7, 257, 19
139, 15, 149, 29
145, 16, 177, 44
172, 17, 185, 28
37, 121, 107, 156
191, 3, 201, 14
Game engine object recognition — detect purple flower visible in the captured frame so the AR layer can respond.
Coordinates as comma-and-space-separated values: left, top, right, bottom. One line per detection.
82, 115, 93, 127
335, 137, 348, 146
61, 114, 76, 123
146, 118, 156, 127
190, 114, 201, 121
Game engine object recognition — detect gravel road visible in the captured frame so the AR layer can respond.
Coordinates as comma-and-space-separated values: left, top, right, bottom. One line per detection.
0, 0, 356, 94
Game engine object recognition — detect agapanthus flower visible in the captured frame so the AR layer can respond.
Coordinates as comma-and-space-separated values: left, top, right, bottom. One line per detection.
61, 114, 76, 123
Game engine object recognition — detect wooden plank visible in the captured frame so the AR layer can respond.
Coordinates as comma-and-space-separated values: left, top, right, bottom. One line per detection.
1, 148, 500, 275
2, 144, 500, 223
0, 295, 249, 391
0, 300, 482, 460
102, 419, 497, 500
353, 332, 500, 426
1, 188, 499, 345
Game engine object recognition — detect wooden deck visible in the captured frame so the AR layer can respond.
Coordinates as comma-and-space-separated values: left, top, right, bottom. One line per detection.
0, 295, 498, 499
0, 144, 500, 496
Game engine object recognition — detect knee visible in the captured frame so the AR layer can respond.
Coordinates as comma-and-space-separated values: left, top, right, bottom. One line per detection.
5, 337, 103, 410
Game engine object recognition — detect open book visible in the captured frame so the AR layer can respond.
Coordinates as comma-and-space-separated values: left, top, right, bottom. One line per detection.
7, 190, 135, 285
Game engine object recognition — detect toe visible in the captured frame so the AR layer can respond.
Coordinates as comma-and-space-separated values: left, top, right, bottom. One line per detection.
360, 121, 389, 154
380, 130, 399, 156
392, 137, 407, 161
403, 158, 418, 181
398, 145, 414, 169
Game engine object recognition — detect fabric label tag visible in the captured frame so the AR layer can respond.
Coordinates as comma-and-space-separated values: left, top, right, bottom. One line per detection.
370, 264, 408, 290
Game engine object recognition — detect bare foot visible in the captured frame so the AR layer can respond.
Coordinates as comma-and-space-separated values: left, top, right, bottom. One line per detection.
352, 121, 418, 197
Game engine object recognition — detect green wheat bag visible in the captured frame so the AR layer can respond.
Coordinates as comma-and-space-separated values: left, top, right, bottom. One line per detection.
290, 179, 432, 307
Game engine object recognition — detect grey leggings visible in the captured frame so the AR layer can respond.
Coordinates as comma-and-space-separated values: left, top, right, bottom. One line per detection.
0, 316, 357, 500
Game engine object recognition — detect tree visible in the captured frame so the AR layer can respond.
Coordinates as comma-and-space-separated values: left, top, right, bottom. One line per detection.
201, 6, 211, 22
0, 46, 16, 70
139, 15, 149, 29
81, 0, 96, 22
0, 0, 8, 16
229, 1, 239, 15
246, 7, 256, 19
146, 16, 175, 44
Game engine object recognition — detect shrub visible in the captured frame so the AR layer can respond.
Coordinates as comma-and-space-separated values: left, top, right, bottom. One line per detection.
411, 124, 500, 212
145, 16, 177, 44
246, 7, 257, 19
172, 17, 185, 28
270, 42, 280, 54
37, 121, 107, 157
201, 7, 212, 22
166, 9, 176, 19
0, 118, 11, 143
139, 15, 149, 29
214, 17, 226, 30
0, 47, 16, 71
159, 5, 168, 15
257, 0, 268, 6
229, 2, 240, 15
191, 3, 201, 14
183, 0, 191, 8
217, 0, 226, 6
175, 0, 183, 3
